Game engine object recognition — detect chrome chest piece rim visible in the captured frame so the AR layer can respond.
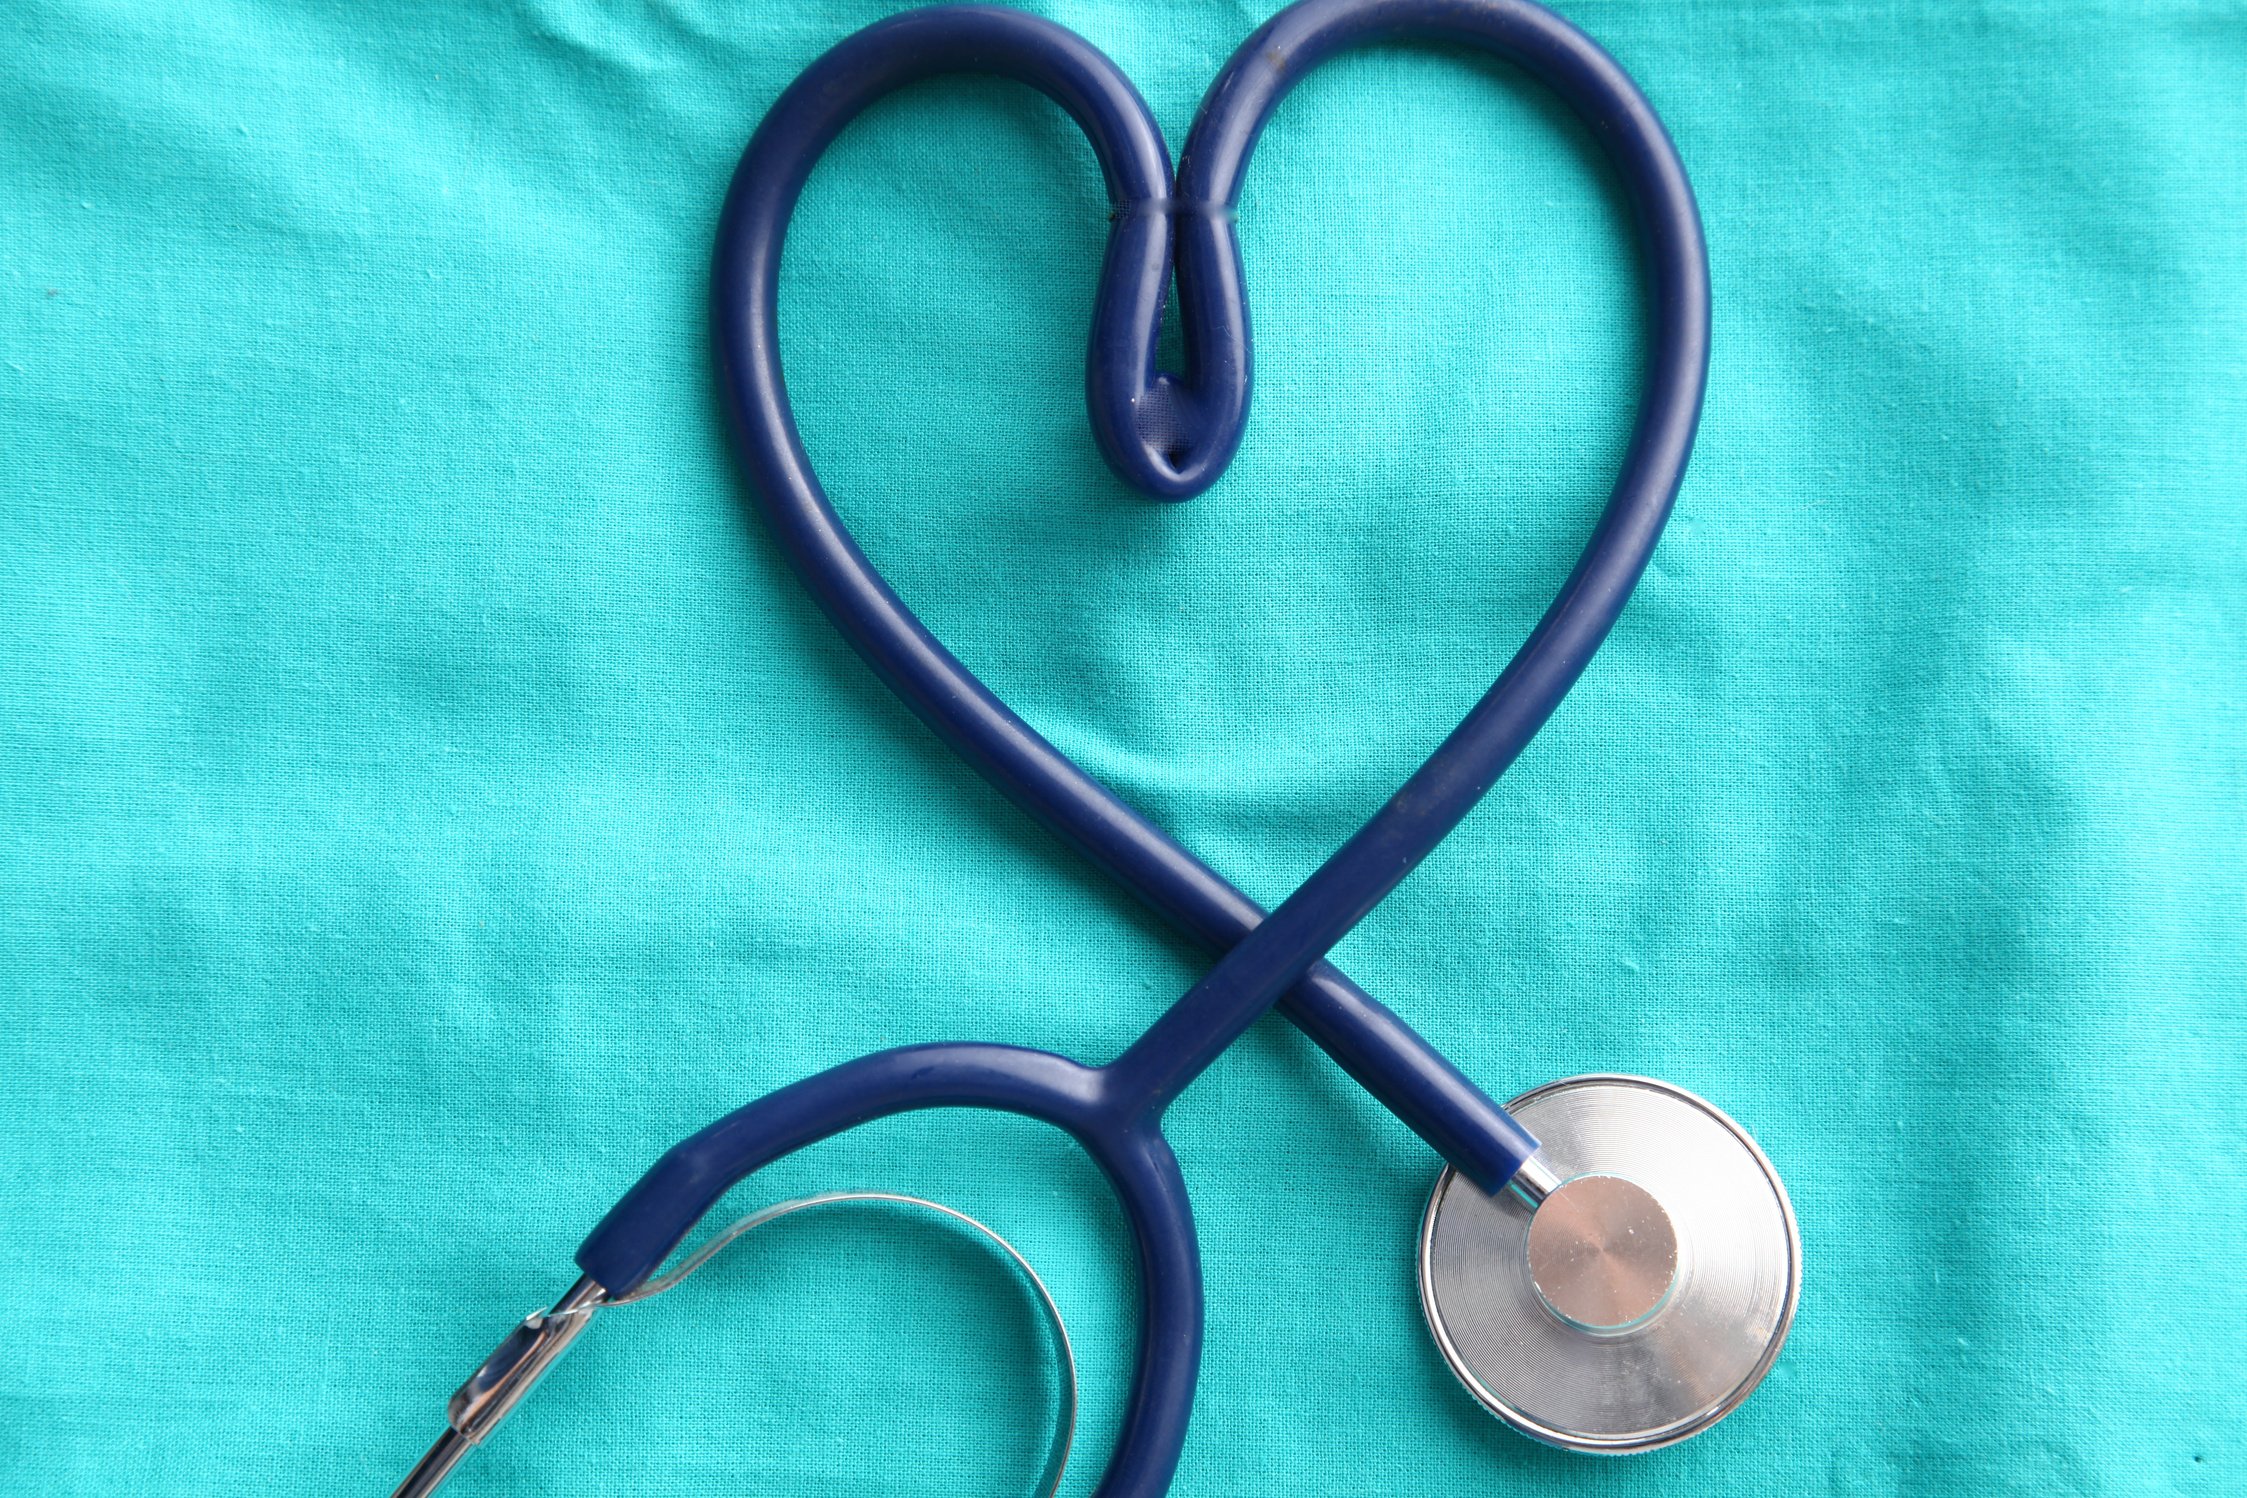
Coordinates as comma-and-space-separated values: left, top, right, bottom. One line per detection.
1417, 1075, 1800, 1452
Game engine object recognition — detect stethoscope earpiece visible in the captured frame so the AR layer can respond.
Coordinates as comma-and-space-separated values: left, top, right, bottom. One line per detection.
1419, 1076, 1800, 1452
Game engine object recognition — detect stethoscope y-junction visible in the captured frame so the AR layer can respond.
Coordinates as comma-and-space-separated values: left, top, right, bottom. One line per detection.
393, 1, 1799, 1493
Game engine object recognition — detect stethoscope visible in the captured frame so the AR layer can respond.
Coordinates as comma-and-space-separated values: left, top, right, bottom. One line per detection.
392, 1, 1799, 1493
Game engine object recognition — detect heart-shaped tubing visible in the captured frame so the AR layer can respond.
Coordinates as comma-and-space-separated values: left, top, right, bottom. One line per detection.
579, 4, 1705, 1496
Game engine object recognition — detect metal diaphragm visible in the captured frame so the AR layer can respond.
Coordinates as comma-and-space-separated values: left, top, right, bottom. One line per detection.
1417, 1075, 1799, 1453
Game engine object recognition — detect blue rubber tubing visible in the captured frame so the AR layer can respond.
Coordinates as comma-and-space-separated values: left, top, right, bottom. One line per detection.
580, 5, 1708, 1497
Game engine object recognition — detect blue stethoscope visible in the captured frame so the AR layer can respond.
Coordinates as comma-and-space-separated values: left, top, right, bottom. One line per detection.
393, 1, 1799, 1493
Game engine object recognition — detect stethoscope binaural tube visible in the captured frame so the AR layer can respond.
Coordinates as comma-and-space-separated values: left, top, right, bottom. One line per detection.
390, 2, 1760, 1495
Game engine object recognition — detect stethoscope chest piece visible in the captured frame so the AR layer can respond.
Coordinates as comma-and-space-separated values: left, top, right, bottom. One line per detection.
1417, 1075, 1799, 1453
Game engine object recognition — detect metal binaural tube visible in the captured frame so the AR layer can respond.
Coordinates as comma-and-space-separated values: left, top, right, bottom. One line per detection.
390, 1277, 608, 1498
390, 1430, 473, 1498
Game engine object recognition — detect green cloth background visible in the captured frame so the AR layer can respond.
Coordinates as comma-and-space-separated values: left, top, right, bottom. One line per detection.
3, 0, 2242, 1492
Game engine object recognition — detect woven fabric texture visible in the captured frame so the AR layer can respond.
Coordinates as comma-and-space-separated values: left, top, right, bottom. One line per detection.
2, 1, 2242, 1494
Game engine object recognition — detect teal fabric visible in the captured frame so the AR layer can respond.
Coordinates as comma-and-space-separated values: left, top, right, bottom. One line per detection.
3, 0, 2242, 1492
